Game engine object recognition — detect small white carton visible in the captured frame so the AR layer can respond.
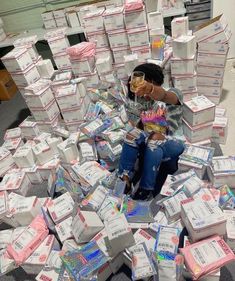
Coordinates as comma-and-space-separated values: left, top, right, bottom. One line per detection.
32, 141, 54, 165
83, 9, 105, 33
3, 138, 23, 153
197, 52, 227, 68
53, 51, 71, 70
215, 107, 226, 117
171, 16, 189, 39
112, 46, 131, 64
183, 119, 213, 143
72, 208, 104, 243
207, 156, 235, 188
55, 216, 73, 243
53, 9, 65, 19
13, 145, 35, 168
197, 65, 224, 79
193, 14, 228, 43
87, 31, 109, 49
103, 6, 124, 31
171, 56, 195, 76
37, 157, 60, 181
0, 170, 31, 196
81, 71, 100, 88
47, 192, 74, 224
172, 35, 196, 59
202, 24, 232, 44
66, 11, 80, 28
198, 42, 229, 55
224, 210, 235, 250
10, 64, 40, 88
61, 98, 87, 122
4, 128, 21, 140
46, 136, 63, 155
212, 116, 228, 145
0, 191, 8, 220
30, 99, 60, 122
55, 16, 68, 28
0, 250, 17, 276
91, 228, 109, 257
36, 59, 55, 78
96, 56, 113, 76
178, 159, 206, 179
183, 95, 216, 126
173, 72, 197, 92
71, 56, 95, 75
131, 44, 152, 62
124, 53, 139, 76
41, 11, 54, 21
127, 26, 149, 48
55, 84, 82, 110
108, 29, 129, 49
124, 7, 147, 30
23, 166, 43, 184
181, 197, 226, 242
113, 63, 128, 80
147, 11, 163, 30
22, 235, 60, 275
12, 196, 42, 226
104, 213, 135, 256
47, 36, 70, 55
57, 138, 79, 164
0, 148, 15, 177
197, 85, 222, 99
24, 86, 54, 108
182, 91, 198, 103
1, 47, 33, 73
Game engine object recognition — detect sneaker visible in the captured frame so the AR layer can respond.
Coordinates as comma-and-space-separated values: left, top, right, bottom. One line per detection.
132, 189, 153, 201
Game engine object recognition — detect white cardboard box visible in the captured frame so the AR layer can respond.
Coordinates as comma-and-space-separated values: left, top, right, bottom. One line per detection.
183, 119, 213, 144
57, 138, 79, 163
103, 6, 124, 31
171, 16, 189, 39
46, 136, 63, 155
0, 229, 13, 249
182, 91, 198, 103
178, 159, 206, 179
131, 44, 151, 62
197, 85, 222, 99
0, 148, 15, 177
127, 26, 149, 48
201, 25, 232, 44
172, 35, 196, 59
87, 31, 109, 48
12, 196, 42, 226
83, 9, 105, 33
194, 14, 228, 43
171, 56, 195, 76
113, 63, 128, 80
13, 145, 35, 168
55, 84, 82, 110
72, 209, 104, 243
197, 65, 224, 79
55, 16, 68, 28
36, 59, 55, 78
10, 64, 40, 88
22, 235, 59, 275
55, 216, 73, 243
207, 156, 235, 188
32, 141, 54, 165
71, 57, 95, 75
198, 42, 229, 55
104, 214, 135, 256
30, 99, 60, 122
61, 98, 87, 122
147, 11, 163, 30
66, 11, 80, 28
53, 9, 65, 19
47, 36, 70, 55
43, 19, 57, 29
124, 53, 139, 76
4, 128, 21, 140
215, 107, 226, 117
81, 71, 100, 88
0, 191, 8, 220
41, 11, 54, 21
47, 192, 74, 224
112, 46, 132, 64
0, 170, 31, 196
108, 29, 129, 49
183, 95, 216, 126
197, 52, 227, 68
1, 47, 33, 73
53, 52, 71, 70
25, 86, 54, 108
224, 210, 235, 250
212, 116, 228, 145
23, 166, 43, 185
197, 75, 223, 87
96, 56, 113, 76
173, 72, 197, 92
181, 197, 226, 242
124, 7, 147, 30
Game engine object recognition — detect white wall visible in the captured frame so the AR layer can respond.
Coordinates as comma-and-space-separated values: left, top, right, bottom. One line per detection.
212, 0, 235, 58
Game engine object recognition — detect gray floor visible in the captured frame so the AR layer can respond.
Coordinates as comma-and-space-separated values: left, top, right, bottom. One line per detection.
0, 93, 234, 281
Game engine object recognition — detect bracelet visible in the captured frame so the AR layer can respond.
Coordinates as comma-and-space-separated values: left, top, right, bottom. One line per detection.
149, 84, 167, 101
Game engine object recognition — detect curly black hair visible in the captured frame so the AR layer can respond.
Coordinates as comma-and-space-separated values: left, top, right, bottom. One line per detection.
127, 63, 164, 100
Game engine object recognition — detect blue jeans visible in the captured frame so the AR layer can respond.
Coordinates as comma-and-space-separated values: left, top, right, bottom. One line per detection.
118, 131, 185, 192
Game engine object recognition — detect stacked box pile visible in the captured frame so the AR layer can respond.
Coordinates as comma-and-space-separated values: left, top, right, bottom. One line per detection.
171, 16, 198, 102
194, 14, 232, 105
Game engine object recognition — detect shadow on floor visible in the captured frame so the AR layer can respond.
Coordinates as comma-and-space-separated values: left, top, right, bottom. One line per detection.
6, 107, 30, 130
220, 88, 230, 102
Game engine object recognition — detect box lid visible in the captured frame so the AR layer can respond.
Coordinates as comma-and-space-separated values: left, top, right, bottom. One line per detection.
184, 95, 215, 112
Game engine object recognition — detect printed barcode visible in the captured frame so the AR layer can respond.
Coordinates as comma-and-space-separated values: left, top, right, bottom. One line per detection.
112, 228, 126, 237
60, 227, 66, 236
167, 201, 176, 214
14, 241, 24, 250
158, 242, 174, 250
194, 248, 206, 264
133, 247, 144, 254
